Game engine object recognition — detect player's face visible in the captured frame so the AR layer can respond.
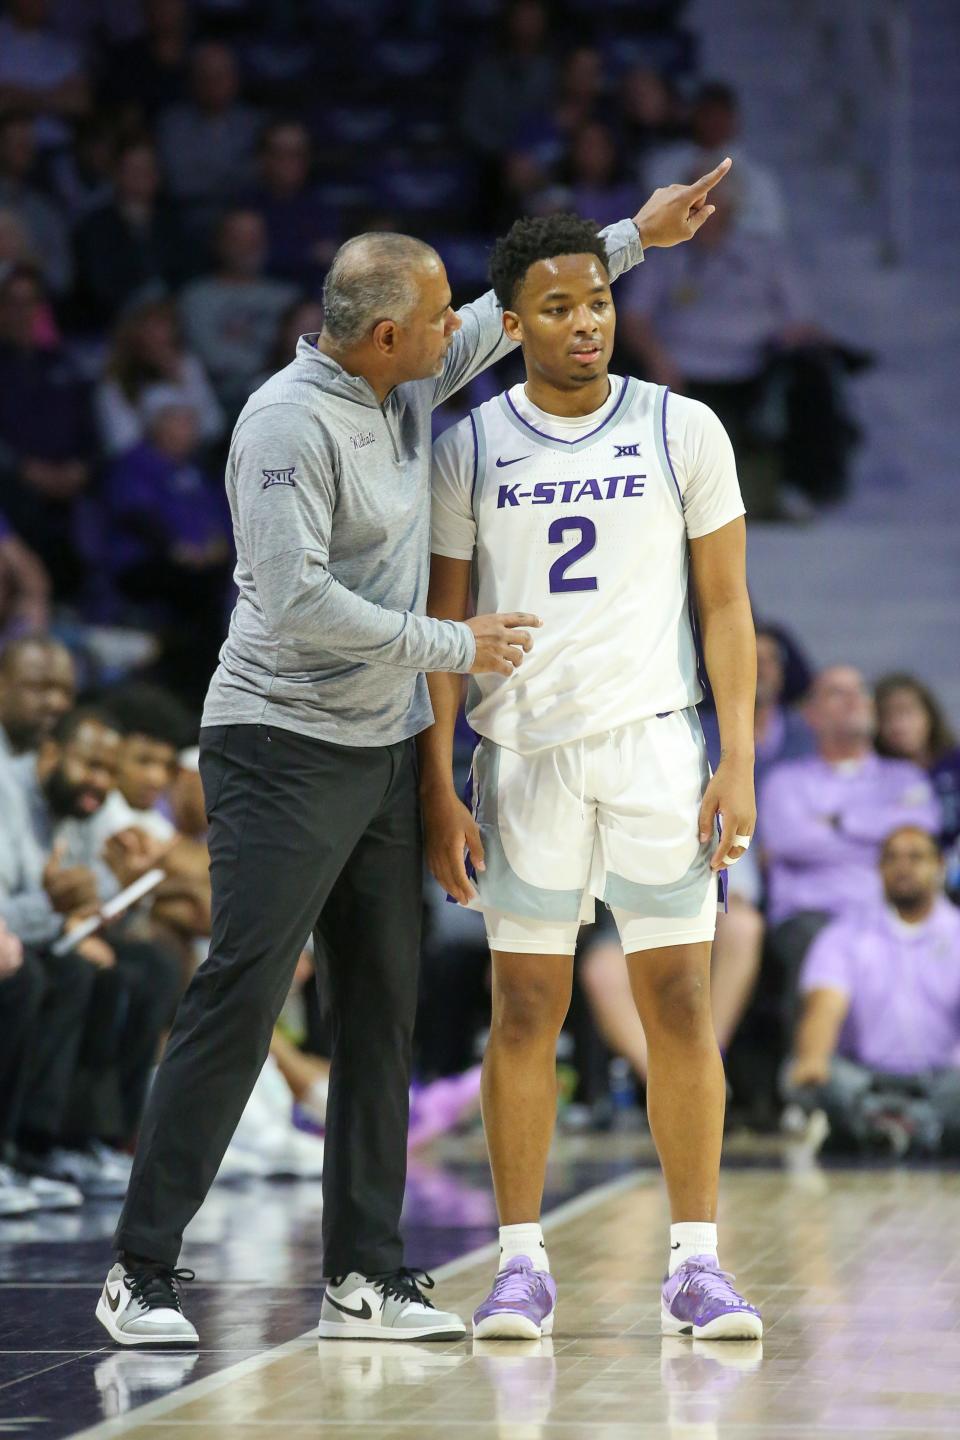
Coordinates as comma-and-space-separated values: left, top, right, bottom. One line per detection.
509, 254, 615, 390
392, 260, 461, 380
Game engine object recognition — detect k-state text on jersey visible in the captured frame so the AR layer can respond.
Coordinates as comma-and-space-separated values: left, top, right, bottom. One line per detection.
497, 474, 647, 509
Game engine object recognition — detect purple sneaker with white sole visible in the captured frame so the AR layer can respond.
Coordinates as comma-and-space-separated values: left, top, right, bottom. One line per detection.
473, 1257, 557, 1339
661, 1255, 762, 1340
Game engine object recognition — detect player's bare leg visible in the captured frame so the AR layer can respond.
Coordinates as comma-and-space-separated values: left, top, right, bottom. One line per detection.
482, 951, 574, 1223
626, 940, 722, 1220
628, 938, 761, 1338
472, 951, 570, 1337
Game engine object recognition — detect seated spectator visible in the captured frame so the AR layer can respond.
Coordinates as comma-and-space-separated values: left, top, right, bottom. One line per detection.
512, 45, 606, 175
99, 394, 232, 704
101, 0, 192, 123
156, 40, 261, 225
460, 0, 556, 160
178, 208, 298, 413
875, 673, 960, 855
0, 264, 95, 595
84, 684, 212, 944
73, 139, 192, 326
0, 205, 33, 269
785, 826, 960, 1156
645, 80, 786, 238
548, 121, 637, 229
7, 707, 181, 1179
95, 298, 224, 456
618, 66, 685, 180
0, 634, 74, 759
759, 665, 941, 1009
243, 120, 339, 288
0, 512, 50, 637
0, 111, 72, 294
0, 917, 95, 1214
42, 112, 115, 224
0, 0, 90, 149
253, 296, 324, 390
618, 176, 858, 513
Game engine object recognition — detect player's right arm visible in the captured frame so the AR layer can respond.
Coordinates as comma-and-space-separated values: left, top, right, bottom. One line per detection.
417, 417, 518, 903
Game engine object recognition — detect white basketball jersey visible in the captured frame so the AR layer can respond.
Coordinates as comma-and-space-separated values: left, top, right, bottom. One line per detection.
431, 377, 743, 755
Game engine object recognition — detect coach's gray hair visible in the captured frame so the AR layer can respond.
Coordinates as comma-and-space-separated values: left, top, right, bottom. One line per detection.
321, 232, 440, 347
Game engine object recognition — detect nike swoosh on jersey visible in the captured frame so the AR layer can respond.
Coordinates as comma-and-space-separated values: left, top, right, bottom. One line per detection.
495, 455, 532, 467
325, 1292, 374, 1321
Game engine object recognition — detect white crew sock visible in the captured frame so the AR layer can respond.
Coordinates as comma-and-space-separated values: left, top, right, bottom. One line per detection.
499, 1223, 550, 1273
668, 1222, 718, 1276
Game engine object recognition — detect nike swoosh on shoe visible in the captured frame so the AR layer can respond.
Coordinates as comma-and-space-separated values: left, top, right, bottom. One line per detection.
325, 1293, 373, 1321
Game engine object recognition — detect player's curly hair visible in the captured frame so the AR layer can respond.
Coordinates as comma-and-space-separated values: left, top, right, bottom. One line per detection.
489, 213, 610, 311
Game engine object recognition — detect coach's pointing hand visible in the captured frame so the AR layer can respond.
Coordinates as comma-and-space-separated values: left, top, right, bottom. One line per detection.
633, 157, 732, 249
467, 613, 541, 676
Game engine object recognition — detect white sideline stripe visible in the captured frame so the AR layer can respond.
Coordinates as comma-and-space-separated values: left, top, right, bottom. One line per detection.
70, 1170, 646, 1439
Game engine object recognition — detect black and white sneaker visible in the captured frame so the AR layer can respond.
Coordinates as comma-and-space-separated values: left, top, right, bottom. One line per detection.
0, 1163, 39, 1218
3, 1159, 83, 1211
19, 1144, 130, 1199
96, 1261, 199, 1346
317, 1269, 465, 1342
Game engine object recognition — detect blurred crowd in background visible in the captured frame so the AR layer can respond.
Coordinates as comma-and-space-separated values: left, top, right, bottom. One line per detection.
0, 0, 956, 1219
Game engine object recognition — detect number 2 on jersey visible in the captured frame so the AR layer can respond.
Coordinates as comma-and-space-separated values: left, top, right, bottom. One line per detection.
548, 516, 598, 593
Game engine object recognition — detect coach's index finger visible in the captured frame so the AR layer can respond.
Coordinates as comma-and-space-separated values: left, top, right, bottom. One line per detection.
686, 156, 732, 201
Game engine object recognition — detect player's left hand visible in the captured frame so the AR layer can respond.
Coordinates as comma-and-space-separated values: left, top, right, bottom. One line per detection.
698, 755, 756, 873
633, 157, 732, 249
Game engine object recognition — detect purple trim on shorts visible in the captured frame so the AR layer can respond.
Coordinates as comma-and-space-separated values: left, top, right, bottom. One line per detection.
505, 376, 629, 445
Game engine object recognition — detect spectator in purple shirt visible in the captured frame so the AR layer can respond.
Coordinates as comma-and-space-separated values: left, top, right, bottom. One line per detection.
101, 393, 232, 705
785, 825, 960, 1155
242, 121, 338, 289
759, 665, 941, 1012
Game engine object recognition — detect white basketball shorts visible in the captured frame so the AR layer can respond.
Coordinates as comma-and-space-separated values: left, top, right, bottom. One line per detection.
469, 707, 719, 956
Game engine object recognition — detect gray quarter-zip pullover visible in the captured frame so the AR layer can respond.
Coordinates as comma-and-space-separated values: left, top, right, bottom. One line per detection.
201, 217, 643, 747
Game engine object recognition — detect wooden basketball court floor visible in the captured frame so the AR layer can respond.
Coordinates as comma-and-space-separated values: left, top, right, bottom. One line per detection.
4, 1142, 956, 1440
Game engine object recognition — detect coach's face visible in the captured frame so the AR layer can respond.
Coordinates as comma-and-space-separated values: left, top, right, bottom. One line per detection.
389, 259, 462, 381
503, 253, 615, 390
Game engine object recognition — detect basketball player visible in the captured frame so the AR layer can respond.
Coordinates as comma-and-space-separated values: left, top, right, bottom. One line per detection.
419, 213, 762, 1340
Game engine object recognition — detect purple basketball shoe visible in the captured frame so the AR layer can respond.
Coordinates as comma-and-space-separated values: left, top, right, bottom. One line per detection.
473, 1257, 557, 1339
661, 1255, 762, 1340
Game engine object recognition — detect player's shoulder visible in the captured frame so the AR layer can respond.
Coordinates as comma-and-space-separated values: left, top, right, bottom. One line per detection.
661, 388, 727, 440
432, 410, 477, 475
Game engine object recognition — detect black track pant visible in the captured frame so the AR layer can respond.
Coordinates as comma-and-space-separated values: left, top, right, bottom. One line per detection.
116, 723, 422, 1275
